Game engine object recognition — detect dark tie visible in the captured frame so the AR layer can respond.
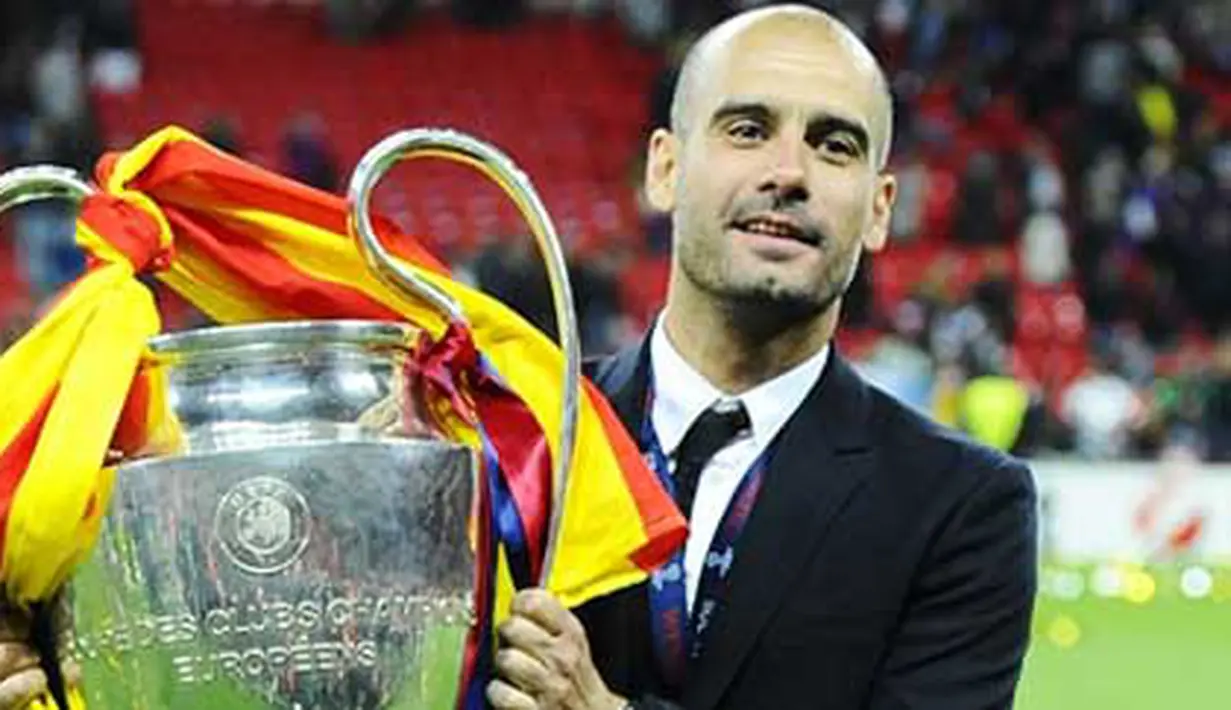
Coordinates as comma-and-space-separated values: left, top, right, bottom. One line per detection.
671, 401, 751, 518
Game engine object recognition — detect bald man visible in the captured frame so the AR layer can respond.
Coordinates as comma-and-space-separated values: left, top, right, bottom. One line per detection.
488, 6, 1036, 710
0, 6, 1035, 710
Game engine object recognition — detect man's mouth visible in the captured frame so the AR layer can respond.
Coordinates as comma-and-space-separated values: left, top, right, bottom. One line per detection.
729, 215, 819, 247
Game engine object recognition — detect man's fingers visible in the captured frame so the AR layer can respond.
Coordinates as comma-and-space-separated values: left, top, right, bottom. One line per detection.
502, 615, 588, 681
494, 647, 553, 693
486, 678, 537, 710
498, 615, 557, 656
509, 589, 581, 638
0, 668, 47, 709
0, 638, 81, 710
0, 644, 40, 681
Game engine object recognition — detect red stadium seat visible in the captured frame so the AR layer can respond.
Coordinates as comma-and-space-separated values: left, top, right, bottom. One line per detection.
1015, 283, 1087, 346
106, 1, 661, 250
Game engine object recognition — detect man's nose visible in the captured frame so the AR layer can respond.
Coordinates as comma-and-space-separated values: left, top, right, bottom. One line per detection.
760, 136, 809, 202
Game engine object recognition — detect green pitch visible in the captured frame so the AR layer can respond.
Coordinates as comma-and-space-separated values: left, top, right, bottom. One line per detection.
1016, 563, 1231, 710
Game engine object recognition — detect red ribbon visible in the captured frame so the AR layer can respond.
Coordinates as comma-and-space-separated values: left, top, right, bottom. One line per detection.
406, 323, 553, 583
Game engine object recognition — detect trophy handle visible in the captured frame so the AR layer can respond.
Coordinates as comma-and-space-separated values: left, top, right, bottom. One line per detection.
0, 164, 95, 710
347, 129, 581, 589
0, 165, 95, 213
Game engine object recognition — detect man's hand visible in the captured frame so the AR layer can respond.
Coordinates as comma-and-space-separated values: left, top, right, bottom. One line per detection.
0, 601, 79, 709
487, 589, 627, 710
0, 643, 45, 709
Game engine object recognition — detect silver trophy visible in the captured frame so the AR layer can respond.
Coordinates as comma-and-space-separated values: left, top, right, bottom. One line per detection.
0, 129, 581, 709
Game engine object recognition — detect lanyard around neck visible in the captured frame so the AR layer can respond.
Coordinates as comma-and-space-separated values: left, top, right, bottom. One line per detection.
640, 377, 772, 692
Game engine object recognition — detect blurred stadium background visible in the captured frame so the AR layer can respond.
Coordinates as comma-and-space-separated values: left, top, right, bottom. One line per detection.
1, 0, 1228, 707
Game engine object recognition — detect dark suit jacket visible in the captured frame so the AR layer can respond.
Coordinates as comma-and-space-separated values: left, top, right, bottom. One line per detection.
578, 337, 1038, 710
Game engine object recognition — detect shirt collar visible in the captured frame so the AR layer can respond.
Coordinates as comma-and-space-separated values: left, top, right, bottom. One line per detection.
649, 318, 830, 456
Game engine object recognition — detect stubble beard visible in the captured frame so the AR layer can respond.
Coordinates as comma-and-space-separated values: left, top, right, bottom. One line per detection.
678, 235, 858, 340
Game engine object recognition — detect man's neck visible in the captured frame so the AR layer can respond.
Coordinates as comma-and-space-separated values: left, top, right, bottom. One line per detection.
661, 290, 837, 395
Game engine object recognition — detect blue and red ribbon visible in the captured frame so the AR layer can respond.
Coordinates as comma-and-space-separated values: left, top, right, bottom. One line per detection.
406, 323, 553, 708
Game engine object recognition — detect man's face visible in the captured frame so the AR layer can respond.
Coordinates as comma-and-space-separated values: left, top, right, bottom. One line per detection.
647, 24, 896, 318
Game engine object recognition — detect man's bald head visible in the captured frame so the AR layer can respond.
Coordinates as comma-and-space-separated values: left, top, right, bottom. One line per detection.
668, 4, 894, 169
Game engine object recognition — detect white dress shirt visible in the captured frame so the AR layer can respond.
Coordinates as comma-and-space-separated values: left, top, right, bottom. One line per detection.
649, 323, 829, 611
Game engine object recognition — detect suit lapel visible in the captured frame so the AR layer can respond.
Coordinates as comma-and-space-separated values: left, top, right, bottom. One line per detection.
684, 355, 876, 710
589, 332, 652, 439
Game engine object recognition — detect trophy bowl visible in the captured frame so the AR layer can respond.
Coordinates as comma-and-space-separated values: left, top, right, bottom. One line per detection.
65, 319, 477, 710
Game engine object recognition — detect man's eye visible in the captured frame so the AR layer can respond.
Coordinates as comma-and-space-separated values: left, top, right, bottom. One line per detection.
821, 137, 858, 159
727, 120, 768, 143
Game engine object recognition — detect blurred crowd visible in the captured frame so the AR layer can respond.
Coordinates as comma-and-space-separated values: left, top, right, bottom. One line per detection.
497, 0, 1231, 463
834, 0, 1231, 463
1, 0, 1229, 462
0, 0, 139, 345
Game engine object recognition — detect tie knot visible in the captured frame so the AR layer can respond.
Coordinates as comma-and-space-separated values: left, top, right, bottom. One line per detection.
669, 400, 750, 519
674, 400, 751, 469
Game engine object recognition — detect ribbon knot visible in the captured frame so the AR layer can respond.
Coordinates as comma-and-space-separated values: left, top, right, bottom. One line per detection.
78, 194, 175, 274
408, 322, 483, 431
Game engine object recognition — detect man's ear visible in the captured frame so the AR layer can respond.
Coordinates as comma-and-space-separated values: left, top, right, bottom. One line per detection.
645, 128, 680, 213
863, 172, 897, 253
